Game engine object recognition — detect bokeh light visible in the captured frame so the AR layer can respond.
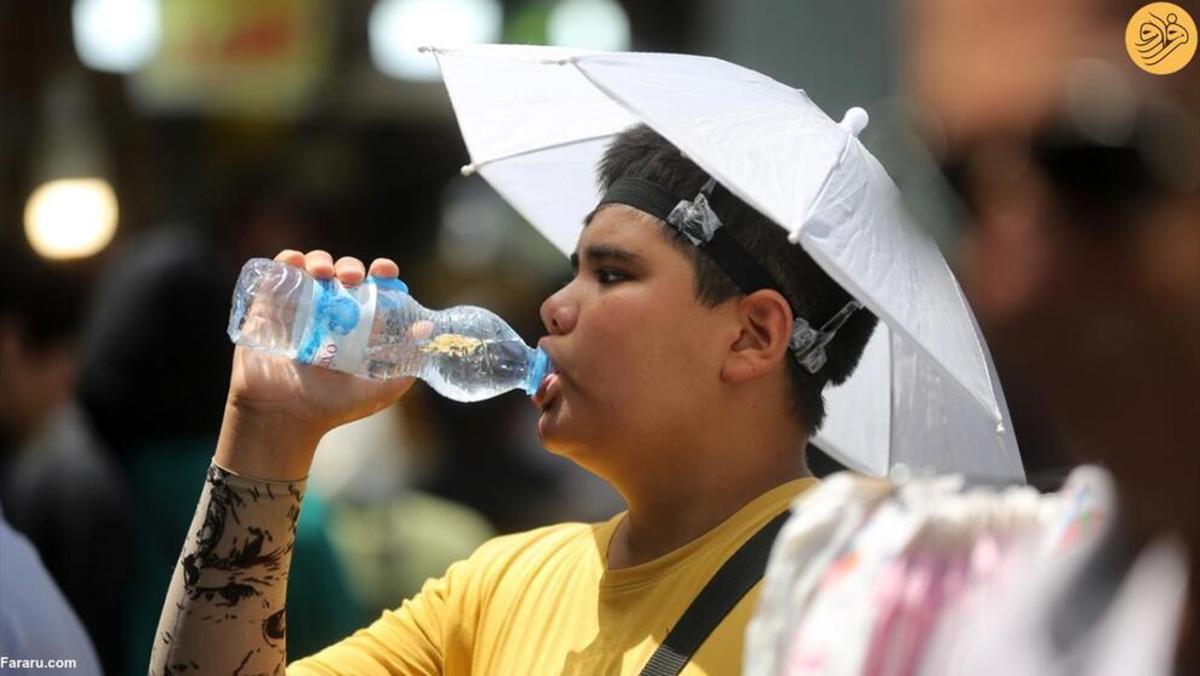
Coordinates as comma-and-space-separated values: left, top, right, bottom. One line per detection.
24, 178, 119, 260
72, 0, 161, 74
369, 0, 503, 81
547, 0, 630, 51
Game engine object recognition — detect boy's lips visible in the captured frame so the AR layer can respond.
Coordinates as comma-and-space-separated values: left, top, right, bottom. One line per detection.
532, 372, 559, 410
532, 372, 561, 411
531, 343, 563, 411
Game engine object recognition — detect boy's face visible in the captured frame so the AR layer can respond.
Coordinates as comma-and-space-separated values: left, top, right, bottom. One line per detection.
534, 205, 735, 477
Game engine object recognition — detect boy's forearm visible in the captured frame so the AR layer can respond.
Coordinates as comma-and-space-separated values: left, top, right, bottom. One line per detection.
150, 463, 305, 675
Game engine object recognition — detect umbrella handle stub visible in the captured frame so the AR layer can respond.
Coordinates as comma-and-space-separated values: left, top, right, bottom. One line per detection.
461, 164, 477, 177
839, 107, 869, 137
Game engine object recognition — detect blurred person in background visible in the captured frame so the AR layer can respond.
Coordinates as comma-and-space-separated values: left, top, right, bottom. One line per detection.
148, 122, 879, 674
0, 247, 83, 466
0, 244, 123, 675
907, 0, 1190, 667
911, 0, 1199, 547
746, 0, 1198, 673
307, 404, 496, 614
910, 0, 1198, 669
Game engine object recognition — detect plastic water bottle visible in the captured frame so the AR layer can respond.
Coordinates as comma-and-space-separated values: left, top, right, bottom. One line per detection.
227, 258, 552, 403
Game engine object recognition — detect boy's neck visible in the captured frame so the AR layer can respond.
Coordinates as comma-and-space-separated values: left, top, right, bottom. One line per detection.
606, 449, 809, 570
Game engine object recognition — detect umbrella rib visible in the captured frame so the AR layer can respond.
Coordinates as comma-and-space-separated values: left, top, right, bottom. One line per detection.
947, 277, 1006, 427
792, 230, 1004, 425
464, 133, 619, 175
791, 130, 855, 243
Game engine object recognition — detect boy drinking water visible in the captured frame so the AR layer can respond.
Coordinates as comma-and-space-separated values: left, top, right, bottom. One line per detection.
151, 124, 877, 675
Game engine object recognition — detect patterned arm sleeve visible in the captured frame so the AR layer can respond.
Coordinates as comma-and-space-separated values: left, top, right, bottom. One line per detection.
149, 463, 304, 675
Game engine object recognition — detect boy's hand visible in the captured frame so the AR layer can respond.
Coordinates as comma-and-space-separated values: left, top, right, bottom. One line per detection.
216, 249, 415, 481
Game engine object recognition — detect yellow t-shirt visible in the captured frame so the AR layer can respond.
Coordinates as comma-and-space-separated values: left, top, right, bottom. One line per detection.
290, 478, 816, 675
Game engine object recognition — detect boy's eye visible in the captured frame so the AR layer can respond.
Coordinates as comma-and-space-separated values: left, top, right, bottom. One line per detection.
596, 268, 627, 284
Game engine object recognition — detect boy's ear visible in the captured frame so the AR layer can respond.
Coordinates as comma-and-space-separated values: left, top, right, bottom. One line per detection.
721, 290, 794, 384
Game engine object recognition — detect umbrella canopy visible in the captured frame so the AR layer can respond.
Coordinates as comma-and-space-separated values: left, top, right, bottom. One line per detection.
429, 44, 1024, 484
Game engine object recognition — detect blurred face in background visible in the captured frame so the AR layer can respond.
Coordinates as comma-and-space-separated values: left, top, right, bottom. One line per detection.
0, 320, 76, 450
536, 205, 733, 482
908, 0, 1200, 534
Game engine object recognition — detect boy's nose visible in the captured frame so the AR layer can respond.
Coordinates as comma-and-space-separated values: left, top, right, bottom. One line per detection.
540, 288, 578, 335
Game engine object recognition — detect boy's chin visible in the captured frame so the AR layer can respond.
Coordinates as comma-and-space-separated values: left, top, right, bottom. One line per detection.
536, 391, 579, 441
538, 437, 611, 482
537, 413, 595, 460
536, 407, 564, 447
536, 415, 574, 454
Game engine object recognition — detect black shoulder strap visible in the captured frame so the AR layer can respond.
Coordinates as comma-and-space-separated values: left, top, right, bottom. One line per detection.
639, 510, 791, 676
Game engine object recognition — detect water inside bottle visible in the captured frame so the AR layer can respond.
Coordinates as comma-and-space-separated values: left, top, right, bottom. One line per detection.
418, 338, 533, 402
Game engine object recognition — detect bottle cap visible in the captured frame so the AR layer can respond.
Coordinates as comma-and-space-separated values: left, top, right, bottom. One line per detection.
523, 347, 552, 396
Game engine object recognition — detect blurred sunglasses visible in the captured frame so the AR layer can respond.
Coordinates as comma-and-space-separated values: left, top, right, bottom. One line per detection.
935, 82, 1197, 229
940, 131, 1150, 214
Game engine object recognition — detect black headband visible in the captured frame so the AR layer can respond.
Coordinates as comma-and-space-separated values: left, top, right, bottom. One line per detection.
597, 177, 780, 296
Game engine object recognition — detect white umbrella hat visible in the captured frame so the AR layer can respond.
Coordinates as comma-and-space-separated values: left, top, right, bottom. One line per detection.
428, 44, 1024, 484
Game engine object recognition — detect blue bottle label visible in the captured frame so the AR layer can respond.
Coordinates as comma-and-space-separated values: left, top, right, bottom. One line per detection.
297, 279, 377, 374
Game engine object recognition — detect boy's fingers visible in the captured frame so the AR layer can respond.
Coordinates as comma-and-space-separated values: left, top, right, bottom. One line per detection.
275, 250, 387, 285
304, 250, 335, 279
334, 256, 366, 286
274, 249, 305, 267
368, 258, 399, 278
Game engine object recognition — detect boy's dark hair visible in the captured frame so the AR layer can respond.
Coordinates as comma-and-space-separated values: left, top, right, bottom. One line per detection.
597, 124, 878, 432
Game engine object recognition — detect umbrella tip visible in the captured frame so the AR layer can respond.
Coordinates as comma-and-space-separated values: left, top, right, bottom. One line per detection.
461, 164, 477, 177
839, 107, 869, 137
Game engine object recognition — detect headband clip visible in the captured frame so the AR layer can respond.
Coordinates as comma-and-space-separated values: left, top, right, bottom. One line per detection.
666, 178, 722, 245
790, 299, 864, 374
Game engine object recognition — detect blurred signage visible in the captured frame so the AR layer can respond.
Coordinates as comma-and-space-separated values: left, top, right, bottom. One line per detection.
130, 0, 331, 115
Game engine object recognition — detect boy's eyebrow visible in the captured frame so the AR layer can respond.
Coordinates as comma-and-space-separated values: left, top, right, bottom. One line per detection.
569, 244, 644, 272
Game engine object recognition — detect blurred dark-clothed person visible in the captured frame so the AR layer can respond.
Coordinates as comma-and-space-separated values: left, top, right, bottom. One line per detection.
0, 246, 87, 469
0, 245, 127, 676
